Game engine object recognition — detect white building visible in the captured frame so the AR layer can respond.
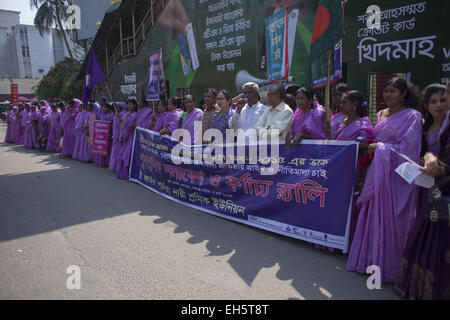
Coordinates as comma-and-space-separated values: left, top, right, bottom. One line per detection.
0, 9, 83, 80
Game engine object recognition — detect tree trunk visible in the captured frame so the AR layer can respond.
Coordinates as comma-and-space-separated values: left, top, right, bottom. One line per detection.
55, 1, 74, 60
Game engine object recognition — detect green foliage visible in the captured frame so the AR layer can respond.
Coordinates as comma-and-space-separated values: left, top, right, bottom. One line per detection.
34, 58, 83, 100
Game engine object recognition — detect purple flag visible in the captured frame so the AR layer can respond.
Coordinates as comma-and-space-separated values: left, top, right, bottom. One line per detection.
82, 49, 105, 104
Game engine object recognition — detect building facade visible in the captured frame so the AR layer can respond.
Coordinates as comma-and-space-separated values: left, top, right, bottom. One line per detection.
0, 9, 83, 80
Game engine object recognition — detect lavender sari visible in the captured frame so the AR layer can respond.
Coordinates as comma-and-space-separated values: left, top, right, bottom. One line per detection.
15, 109, 25, 145
347, 109, 423, 283
136, 107, 153, 129
116, 111, 138, 179
109, 103, 127, 172
335, 116, 374, 142
182, 108, 203, 145
330, 112, 346, 139
46, 110, 61, 153
78, 111, 96, 162
152, 112, 168, 132
61, 105, 79, 158
291, 104, 327, 139
22, 107, 33, 148
4, 109, 16, 143
72, 109, 86, 160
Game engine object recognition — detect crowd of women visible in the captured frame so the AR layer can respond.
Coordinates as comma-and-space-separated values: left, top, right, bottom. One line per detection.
2, 77, 449, 300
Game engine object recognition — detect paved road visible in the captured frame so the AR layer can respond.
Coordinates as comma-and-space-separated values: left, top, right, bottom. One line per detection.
0, 122, 399, 300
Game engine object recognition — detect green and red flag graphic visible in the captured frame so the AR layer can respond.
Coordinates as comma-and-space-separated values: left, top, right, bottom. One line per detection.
307, 0, 344, 89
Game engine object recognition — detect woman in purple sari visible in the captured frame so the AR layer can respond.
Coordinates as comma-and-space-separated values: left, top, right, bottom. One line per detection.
30, 104, 41, 148
15, 104, 25, 145
152, 99, 169, 132
116, 99, 138, 179
394, 83, 450, 300
37, 104, 50, 150
209, 90, 234, 141
109, 102, 127, 171
22, 103, 34, 149
61, 100, 80, 158
335, 91, 374, 143
78, 102, 96, 163
95, 103, 115, 167
159, 97, 183, 137
46, 104, 61, 153
347, 78, 423, 284
289, 87, 327, 146
4, 105, 16, 143
72, 101, 86, 161
330, 83, 351, 139
136, 99, 153, 129
181, 95, 203, 145
335, 91, 375, 248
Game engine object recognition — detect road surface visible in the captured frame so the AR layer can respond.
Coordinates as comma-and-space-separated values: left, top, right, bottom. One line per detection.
0, 122, 399, 300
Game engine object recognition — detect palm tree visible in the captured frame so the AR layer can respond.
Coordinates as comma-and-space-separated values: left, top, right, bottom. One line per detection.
30, 0, 74, 59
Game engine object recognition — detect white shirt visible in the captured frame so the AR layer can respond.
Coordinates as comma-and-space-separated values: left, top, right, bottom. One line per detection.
229, 101, 269, 131
254, 101, 293, 141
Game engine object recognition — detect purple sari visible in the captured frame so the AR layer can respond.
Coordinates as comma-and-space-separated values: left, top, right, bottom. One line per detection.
162, 108, 182, 134
61, 106, 79, 158
4, 109, 16, 143
330, 112, 346, 139
15, 109, 25, 145
152, 112, 168, 132
109, 103, 127, 172
335, 116, 374, 142
291, 104, 327, 139
22, 107, 33, 148
136, 107, 153, 129
116, 111, 138, 179
394, 112, 450, 300
72, 109, 86, 160
78, 111, 96, 162
347, 109, 423, 283
182, 108, 204, 145
46, 110, 61, 153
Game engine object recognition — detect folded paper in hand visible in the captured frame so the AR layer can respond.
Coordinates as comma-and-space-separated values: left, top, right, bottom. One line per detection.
392, 149, 435, 189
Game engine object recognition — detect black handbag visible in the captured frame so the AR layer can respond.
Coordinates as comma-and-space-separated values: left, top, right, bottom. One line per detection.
425, 169, 450, 226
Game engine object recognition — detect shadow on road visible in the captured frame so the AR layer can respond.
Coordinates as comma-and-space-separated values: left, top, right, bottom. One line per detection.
0, 141, 396, 300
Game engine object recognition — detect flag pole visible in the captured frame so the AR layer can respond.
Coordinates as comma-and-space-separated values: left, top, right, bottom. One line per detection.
324, 49, 333, 139
104, 81, 114, 103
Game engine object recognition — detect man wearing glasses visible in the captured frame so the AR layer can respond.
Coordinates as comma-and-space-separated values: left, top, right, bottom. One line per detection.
254, 84, 293, 141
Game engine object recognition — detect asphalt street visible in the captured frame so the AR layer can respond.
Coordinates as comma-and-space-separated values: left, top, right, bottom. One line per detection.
0, 122, 399, 300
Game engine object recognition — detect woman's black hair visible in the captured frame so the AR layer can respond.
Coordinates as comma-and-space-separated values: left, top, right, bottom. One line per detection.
284, 93, 297, 112
334, 82, 351, 94
204, 88, 218, 97
169, 97, 182, 108
159, 98, 169, 108
344, 90, 368, 118
296, 87, 314, 109
384, 77, 420, 110
422, 83, 446, 132
218, 89, 232, 101
184, 95, 196, 102
126, 99, 138, 112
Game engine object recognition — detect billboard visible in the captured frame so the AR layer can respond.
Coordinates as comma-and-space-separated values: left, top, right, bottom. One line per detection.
343, 0, 450, 96
104, 0, 320, 101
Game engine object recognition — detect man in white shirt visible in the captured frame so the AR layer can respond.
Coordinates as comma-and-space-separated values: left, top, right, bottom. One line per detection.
229, 82, 269, 131
254, 84, 293, 141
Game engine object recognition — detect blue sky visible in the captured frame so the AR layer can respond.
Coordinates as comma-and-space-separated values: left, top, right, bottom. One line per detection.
0, 0, 38, 25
